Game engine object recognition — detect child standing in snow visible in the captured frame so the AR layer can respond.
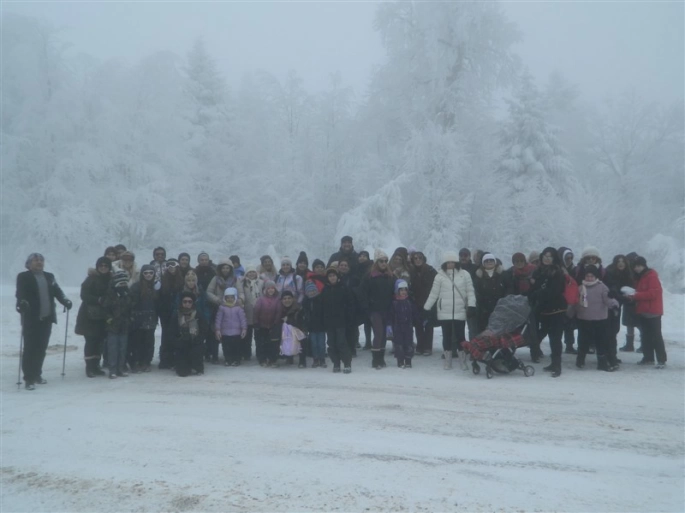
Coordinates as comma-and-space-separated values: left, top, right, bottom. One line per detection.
214, 288, 247, 367
389, 280, 419, 368
252, 281, 282, 367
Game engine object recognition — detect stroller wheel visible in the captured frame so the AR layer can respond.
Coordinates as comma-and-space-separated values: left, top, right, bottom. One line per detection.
524, 365, 535, 377
486, 366, 493, 379
472, 362, 480, 375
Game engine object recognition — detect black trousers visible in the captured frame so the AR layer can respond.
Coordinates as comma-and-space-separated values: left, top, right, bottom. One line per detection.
536, 312, 564, 368
22, 319, 52, 383
175, 342, 204, 376
345, 324, 358, 356
440, 320, 465, 352
159, 315, 175, 366
639, 316, 667, 363
327, 327, 351, 367
130, 329, 156, 366
577, 318, 609, 358
84, 334, 105, 360
563, 316, 577, 348
221, 335, 242, 364
255, 327, 269, 364
241, 325, 254, 359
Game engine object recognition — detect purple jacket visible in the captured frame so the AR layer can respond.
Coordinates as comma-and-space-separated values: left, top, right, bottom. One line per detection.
215, 304, 247, 336
253, 295, 283, 329
576, 281, 618, 321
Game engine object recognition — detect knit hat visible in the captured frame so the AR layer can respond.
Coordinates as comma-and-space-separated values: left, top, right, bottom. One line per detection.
528, 250, 540, 263
511, 252, 526, 264
197, 251, 209, 262
583, 265, 601, 280
633, 256, 647, 268
442, 251, 460, 265
359, 251, 370, 260
281, 290, 294, 299
245, 264, 258, 276
482, 253, 496, 263
140, 264, 155, 275
96, 256, 112, 270
120, 251, 135, 261
326, 267, 339, 276
312, 259, 325, 270
374, 249, 388, 261
341, 235, 353, 244
394, 279, 408, 294
223, 287, 238, 298
296, 251, 308, 266
581, 246, 601, 260
263, 280, 277, 293
281, 256, 292, 267
112, 270, 129, 286
178, 252, 190, 262
180, 291, 196, 303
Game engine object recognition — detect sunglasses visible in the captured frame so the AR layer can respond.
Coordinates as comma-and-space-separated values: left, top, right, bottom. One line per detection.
377, 259, 388, 263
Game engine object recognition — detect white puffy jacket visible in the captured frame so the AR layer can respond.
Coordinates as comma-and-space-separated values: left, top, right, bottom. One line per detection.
423, 268, 476, 321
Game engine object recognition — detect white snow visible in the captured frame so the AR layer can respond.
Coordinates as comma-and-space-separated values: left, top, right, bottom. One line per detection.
2, 287, 684, 512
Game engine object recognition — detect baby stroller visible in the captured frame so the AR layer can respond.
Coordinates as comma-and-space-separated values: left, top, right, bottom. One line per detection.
462, 295, 537, 379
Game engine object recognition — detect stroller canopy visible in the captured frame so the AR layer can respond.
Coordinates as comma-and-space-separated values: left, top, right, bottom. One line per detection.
486, 295, 531, 335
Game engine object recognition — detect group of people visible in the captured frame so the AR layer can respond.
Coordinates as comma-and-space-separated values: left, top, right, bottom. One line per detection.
14, 236, 667, 389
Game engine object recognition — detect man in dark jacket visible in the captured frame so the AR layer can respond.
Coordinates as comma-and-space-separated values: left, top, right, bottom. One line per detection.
327, 236, 359, 275
321, 268, 354, 373
15, 253, 72, 390
359, 250, 395, 369
409, 251, 437, 355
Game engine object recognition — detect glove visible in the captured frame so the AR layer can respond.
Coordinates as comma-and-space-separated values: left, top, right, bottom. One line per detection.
467, 306, 477, 318
154, 280, 161, 291
64, 299, 73, 310
16, 299, 29, 314
240, 330, 247, 339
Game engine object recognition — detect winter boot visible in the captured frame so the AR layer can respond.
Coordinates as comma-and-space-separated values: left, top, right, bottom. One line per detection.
458, 350, 469, 370
551, 367, 561, 378
397, 359, 404, 369
575, 353, 586, 369
333, 365, 341, 373
372, 352, 380, 369
404, 358, 412, 369
597, 355, 614, 372
379, 352, 387, 368
343, 366, 352, 374
543, 364, 555, 372
565, 344, 578, 355
443, 351, 453, 370
636, 345, 643, 353
85, 359, 96, 378
619, 334, 635, 352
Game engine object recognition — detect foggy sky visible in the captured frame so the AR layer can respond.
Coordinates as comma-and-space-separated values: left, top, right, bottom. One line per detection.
4, 1, 683, 102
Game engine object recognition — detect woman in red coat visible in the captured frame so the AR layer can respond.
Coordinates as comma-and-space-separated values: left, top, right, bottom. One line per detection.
624, 256, 667, 368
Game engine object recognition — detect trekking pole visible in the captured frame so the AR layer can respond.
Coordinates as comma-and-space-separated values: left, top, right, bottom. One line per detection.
17, 313, 24, 390
61, 306, 70, 378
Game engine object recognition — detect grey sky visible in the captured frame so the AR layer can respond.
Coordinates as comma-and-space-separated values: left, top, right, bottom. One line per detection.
4, 1, 683, 103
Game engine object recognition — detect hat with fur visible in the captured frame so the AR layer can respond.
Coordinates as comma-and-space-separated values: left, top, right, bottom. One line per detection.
581, 246, 601, 261
374, 249, 388, 261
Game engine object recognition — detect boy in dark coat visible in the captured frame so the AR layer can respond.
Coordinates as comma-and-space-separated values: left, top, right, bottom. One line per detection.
321, 268, 353, 373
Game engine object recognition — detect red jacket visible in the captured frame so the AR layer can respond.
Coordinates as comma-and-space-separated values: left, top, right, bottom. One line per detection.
633, 269, 663, 316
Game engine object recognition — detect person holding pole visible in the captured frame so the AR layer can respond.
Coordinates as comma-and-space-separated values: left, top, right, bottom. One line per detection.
15, 253, 72, 390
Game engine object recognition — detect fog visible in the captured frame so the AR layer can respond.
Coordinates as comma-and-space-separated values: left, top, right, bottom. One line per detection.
2, 1, 683, 287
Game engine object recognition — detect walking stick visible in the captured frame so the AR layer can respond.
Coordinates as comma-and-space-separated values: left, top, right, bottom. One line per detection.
17, 313, 24, 390
61, 306, 70, 378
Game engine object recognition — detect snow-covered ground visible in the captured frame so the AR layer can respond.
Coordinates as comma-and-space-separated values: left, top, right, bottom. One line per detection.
1, 286, 684, 512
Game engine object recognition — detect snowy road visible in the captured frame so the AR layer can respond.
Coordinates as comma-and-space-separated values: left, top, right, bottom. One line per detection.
1, 289, 684, 512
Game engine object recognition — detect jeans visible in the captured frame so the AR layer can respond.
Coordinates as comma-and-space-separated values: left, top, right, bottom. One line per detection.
107, 332, 128, 373
310, 332, 326, 360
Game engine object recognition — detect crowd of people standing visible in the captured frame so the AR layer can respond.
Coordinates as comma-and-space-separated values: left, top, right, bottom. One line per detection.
14, 236, 668, 389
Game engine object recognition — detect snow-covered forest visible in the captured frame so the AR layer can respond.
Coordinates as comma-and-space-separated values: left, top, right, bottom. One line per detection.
2, 3, 683, 288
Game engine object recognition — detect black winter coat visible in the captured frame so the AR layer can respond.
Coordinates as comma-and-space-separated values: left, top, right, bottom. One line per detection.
194, 265, 216, 292
103, 285, 132, 334
129, 281, 159, 330
327, 248, 360, 274
474, 268, 511, 315
321, 282, 353, 330
359, 270, 395, 314
528, 266, 566, 314
15, 270, 68, 325
75, 271, 110, 337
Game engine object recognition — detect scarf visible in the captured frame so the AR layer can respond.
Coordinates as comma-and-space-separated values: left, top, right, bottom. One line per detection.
179, 309, 199, 336
579, 279, 599, 308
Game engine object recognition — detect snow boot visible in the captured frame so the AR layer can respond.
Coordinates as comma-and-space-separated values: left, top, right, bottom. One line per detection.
619, 334, 634, 352
379, 352, 387, 368
575, 353, 586, 369
443, 351, 453, 370
24, 382, 35, 390
343, 367, 352, 374
85, 359, 96, 378
404, 358, 412, 369
397, 359, 404, 369
565, 345, 578, 355
655, 362, 666, 369
597, 356, 614, 372
543, 364, 555, 372
458, 350, 469, 370
333, 365, 341, 373
551, 367, 561, 378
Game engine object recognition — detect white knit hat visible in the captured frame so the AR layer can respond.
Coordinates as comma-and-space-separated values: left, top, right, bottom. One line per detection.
482, 253, 496, 263
374, 249, 388, 260
442, 251, 460, 265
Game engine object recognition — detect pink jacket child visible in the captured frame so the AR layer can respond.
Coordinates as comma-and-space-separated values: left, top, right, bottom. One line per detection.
215, 288, 247, 337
